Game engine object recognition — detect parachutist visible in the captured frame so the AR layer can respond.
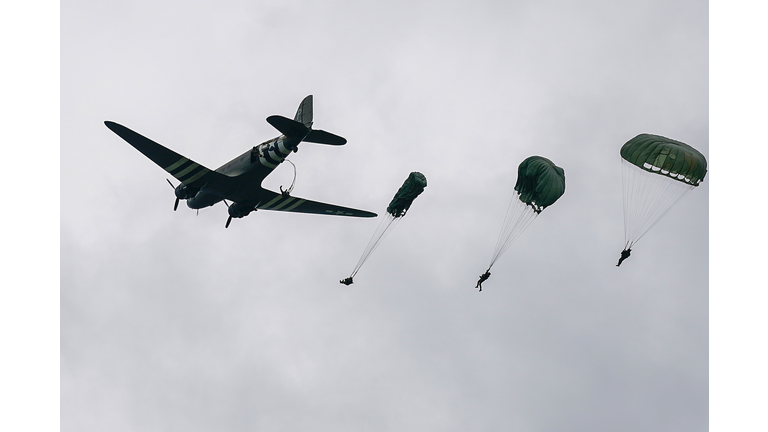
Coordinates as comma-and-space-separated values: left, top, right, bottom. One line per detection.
340, 277, 354, 286
280, 186, 291, 197
475, 270, 491, 292
616, 249, 631, 267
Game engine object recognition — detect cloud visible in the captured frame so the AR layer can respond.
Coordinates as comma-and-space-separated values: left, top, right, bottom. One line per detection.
61, 0, 708, 431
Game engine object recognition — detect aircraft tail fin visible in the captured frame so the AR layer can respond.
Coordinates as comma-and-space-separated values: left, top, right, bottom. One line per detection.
294, 95, 313, 127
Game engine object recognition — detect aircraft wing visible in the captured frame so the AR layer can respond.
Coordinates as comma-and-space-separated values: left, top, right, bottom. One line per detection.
105, 121, 234, 191
256, 189, 377, 218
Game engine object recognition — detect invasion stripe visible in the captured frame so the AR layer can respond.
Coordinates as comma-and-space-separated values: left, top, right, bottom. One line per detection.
174, 162, 200, 178
169, 160, 195, 175
270, 197, 296, 210
259, 155, 277, 169
259, 195, 283, 209
165, 157, 189, 172
177, 165, 203, 181
267, 148, 283, 164
277, 141, 292, 155
284, 199, 305, 211
182, 168, 209, 184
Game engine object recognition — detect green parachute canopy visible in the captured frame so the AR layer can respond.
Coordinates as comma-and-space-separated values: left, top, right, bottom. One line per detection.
387, 172, 427, 218
514, 156, 566, 214
620, 134, 707, 186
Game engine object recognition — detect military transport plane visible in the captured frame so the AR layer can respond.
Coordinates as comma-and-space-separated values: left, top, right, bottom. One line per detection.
105, 95, 376, 228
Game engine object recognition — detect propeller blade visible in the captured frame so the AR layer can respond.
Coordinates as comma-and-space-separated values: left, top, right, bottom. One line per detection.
225, 216, 232, 228
168, 179, 179, 211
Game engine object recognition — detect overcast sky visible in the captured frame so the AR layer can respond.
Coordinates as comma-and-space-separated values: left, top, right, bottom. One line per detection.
54, 0, 717, 430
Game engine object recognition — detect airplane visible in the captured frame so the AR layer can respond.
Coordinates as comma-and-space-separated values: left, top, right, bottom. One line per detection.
105, 95, 377, 228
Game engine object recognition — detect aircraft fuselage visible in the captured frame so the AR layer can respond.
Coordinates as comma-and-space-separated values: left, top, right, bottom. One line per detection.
186, 133, 303, 209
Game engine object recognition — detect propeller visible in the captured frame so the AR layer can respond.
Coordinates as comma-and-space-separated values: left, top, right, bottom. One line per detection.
222, 200, 258, 228
166, 179, 180, 211
223, 200, 232, 228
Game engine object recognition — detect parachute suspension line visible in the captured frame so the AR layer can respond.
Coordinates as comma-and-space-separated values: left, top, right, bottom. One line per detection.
283, 159, 297, 194
621, 159, 695, 247
349, 214, 402, 278
624, 162, 693, 244
488, 194, 538, 269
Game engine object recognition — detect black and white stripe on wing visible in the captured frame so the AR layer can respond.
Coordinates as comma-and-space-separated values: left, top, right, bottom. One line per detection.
254, 189, 376, 217
164, 157, 212, 185
257, 194, 307, 212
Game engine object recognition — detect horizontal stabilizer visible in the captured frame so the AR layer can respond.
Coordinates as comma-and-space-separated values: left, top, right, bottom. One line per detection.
267, 115, 309, 138
304, 129, 347, 145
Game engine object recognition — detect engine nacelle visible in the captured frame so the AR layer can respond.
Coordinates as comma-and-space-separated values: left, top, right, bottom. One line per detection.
174, 184, 197, 200
228, 202, 256, 219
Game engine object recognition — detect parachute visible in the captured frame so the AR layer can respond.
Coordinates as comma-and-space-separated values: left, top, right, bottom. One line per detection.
342, 172, 427, 285
618, 134, 707, 265
387, 172, 427, 217
479, 156, 565, 290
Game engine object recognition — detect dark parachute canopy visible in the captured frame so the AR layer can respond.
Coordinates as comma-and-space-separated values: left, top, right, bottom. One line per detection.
342, 172, 427, 285
618, 134, 707, 265
479, 156, 565, 290
621, 134, 707, 186
514, 156, 566, 214
387, 172, 427, 217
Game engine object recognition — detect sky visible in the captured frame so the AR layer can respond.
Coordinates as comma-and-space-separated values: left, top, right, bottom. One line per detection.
56, 1, 713, 431
5, 0, 765, 430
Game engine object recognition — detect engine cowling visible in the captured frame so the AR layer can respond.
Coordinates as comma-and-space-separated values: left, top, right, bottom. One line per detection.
228, 202, 256, 219
174, 184, 197, 200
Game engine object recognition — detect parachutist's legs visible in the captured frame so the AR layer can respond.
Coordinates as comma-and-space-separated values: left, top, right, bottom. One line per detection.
476, 270, 490, 291
616, 249, 631, 267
